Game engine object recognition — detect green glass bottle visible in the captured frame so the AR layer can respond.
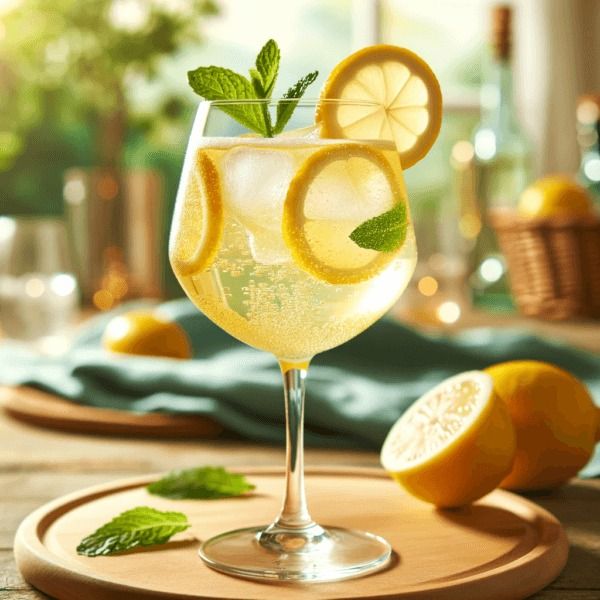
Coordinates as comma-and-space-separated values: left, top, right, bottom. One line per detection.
470, 4, 531, 310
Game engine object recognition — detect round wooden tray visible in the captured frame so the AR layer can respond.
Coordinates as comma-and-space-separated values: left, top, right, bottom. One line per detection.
15, 467, 568, 600
0, 385, 222, 438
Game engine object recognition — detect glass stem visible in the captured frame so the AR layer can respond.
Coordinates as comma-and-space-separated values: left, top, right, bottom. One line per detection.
259, 361, 329, 553
277, 366, 312, 529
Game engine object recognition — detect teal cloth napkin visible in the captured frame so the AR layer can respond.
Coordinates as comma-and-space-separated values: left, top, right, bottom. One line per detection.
1, 298, 599, 477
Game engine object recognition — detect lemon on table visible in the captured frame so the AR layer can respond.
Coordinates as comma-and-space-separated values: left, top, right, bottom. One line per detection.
282, 142, 409, 285
485, 360, 600, 491
380, 371, 516, 508
102, 310, 192, 359
517, 175, 594, 218
169, 150, 223, 276
318, 44, 442, 169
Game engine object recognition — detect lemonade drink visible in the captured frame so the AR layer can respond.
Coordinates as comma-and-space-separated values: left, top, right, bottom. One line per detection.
170, 136, 416, 362
171, 36, 442, 582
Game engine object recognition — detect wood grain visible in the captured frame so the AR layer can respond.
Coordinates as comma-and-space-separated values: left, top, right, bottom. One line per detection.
14, 468, 568, 600
1, 409, 599, 599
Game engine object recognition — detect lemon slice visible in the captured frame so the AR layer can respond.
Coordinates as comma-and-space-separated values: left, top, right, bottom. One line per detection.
282, 143, 408, 285
318, 45, 442, 169
381, 371, 516, 507
170, 150, 223, 276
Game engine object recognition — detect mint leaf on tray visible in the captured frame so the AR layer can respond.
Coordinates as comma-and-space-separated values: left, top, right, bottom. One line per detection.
76, 507, 190, 557
350, 203, 409, 252
147, 466, 256, 500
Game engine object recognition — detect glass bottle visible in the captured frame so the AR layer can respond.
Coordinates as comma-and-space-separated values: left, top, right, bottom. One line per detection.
576, 95, 600, 205
470, 4, 531, 310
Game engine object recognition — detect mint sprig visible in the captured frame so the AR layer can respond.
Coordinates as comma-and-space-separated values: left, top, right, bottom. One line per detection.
187, 39, 318, 137
147, 466, 255, 500
76, 507, 190, 556
350, 203, 409, 252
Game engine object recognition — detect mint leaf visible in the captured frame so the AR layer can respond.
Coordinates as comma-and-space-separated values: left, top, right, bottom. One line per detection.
255, 39, 280, 97
187, 66, 267, 135
187, 40, 318, 137
147, 466, 255, 500
249, 67, 264, 97
76, 507, 190, 557
350, 203, 408, 252
274, 70, 319, 134
249, 39, 281, 136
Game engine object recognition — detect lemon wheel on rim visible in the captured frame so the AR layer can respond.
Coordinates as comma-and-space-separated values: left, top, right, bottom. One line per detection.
318, 44, 442, 169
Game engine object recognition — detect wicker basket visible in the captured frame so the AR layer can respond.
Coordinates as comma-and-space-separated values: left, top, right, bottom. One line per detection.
490, 209, 600, 319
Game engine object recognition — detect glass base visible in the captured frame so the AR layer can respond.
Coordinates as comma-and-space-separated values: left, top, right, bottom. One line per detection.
199, 524, 392, 582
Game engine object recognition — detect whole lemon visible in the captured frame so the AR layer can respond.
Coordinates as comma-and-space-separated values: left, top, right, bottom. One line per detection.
102, 310, 192, 359
485, 360, 600, 491
518, 175, 594, 219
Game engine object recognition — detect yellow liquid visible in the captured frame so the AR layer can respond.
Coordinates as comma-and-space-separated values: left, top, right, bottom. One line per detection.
170, 137, 416, 361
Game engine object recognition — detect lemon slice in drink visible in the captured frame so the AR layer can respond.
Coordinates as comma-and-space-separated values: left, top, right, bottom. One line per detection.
170, 150, 223, 276
283, 143, 408, 285
380, 371, 516, 507
318, 45, 442, 169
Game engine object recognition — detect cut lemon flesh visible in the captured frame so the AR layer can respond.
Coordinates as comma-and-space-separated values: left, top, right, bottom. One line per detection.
319, 45, 442, 169
381, 371, 516, 507
170, 150, 223, 276
282, 142, 409, 285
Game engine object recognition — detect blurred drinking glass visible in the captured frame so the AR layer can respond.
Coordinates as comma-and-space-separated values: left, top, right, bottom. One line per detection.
0, 217, 79, 350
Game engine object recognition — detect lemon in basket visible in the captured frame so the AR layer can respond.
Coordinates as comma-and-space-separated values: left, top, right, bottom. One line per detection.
518, 175, 594, 218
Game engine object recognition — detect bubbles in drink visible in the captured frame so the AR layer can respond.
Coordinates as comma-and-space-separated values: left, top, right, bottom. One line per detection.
172, 137, 416, 360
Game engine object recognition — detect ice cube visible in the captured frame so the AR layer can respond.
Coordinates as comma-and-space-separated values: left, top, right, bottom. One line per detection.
247, 225, 291, 265
219, 146, 296, 264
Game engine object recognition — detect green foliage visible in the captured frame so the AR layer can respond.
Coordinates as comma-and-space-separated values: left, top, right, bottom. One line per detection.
0, 0, 218, 213
76, 507, 190, 556
1, 0, 218, 122
147, 466, 256, 500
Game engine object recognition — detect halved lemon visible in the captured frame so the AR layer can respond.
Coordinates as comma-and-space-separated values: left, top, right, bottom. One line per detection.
169, 150, 223, 276
318, 45, 442, 169
381, 371, 516, 508
282, 142, 409, 285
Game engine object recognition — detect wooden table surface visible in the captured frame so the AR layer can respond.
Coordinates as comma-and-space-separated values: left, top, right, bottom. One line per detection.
0, 408, 599, 600
2, 309, 600, 599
